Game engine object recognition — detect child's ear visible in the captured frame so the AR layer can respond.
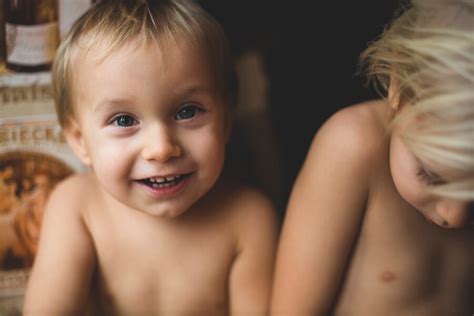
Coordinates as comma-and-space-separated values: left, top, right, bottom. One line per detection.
63, 118, 92, 166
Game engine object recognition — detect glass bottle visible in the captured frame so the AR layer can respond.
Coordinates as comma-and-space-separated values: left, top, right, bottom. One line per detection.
0, 4, 4, 64
4, 0, 59, 72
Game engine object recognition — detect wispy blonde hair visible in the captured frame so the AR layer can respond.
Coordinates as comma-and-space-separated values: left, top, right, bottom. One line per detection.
360, 0, 474, 200
53, 0, 234, 127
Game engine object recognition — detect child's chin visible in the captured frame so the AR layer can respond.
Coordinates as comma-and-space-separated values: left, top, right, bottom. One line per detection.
142, 206, 188, 219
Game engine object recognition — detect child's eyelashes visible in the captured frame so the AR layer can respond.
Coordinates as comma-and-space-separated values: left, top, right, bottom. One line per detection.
416, 167, 445, 186
174, 104, 203, 121
106, 104, 204, 128
111, 114, 138, 127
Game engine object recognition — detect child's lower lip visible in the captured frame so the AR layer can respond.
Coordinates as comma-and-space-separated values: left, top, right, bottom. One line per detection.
137, 174, 192, 197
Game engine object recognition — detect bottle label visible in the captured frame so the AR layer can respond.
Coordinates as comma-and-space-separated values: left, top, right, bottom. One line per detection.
5, 22, 58, 66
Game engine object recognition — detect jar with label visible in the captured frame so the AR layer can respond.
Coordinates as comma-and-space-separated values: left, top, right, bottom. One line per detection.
4, 0, 59, 73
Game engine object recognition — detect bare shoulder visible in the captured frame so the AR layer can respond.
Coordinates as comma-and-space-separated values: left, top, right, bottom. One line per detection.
51, 172, 96, 197
309, 100, 388, 171
319, 100, 387, 149
221, 184, 278, 228
46, 172, 98, 218
204, 182, 279, 246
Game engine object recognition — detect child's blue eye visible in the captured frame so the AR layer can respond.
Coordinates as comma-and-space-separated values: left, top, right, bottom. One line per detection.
114, 115, 136, 127
175, 105, 201, 121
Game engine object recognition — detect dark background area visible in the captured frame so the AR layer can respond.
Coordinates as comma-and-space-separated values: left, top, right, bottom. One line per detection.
200, 1, 400, 216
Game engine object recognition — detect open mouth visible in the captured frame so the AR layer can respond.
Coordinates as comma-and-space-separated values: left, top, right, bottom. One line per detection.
138, 173, 191, 189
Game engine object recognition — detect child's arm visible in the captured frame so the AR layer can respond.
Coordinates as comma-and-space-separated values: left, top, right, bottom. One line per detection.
228, 189, 279, 315
270, 107, 377, 315
23, 176, 96, 315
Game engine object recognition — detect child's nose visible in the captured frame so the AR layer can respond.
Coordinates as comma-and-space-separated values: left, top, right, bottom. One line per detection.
141, 126, 182, 162
435, 199, 472, 228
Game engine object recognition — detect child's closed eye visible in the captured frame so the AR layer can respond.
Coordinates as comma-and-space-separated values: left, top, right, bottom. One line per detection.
416, 167, 445, 186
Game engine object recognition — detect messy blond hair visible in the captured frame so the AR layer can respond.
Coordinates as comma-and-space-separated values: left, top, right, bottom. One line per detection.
53, 0, 233, 127
360, 0, 474, 200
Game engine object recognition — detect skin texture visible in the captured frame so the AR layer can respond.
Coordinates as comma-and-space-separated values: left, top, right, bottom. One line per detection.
270, 100, 474, 316
23, 40, 278, 315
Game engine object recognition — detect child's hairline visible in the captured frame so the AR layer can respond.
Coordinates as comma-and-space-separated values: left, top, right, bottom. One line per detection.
55, 32, 160, 128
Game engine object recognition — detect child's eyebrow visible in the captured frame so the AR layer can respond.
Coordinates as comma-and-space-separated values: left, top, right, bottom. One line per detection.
92, 98, 134, 113
91, 86, 216, 113
174, 85, 215, 99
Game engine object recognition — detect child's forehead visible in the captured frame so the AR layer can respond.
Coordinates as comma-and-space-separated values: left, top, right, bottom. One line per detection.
69, 36, 221, 104
69, 36, 215, 90
73, 34, 197, 65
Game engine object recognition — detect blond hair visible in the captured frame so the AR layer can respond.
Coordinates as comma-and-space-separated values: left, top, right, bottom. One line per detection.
53, 0, 234, 127
360, 0, 474, 200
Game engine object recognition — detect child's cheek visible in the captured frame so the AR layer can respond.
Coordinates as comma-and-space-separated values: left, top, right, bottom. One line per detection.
91, 140, 134, 177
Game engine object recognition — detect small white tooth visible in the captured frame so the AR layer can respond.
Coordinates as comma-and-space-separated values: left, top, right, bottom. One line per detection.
166, 176, 176, 181
149, 178, 156, 183
156, 177, 166, 183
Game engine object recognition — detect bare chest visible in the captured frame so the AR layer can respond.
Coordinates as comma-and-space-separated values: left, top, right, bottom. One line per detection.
87, 216, 235, 315
334, 193, 474, 315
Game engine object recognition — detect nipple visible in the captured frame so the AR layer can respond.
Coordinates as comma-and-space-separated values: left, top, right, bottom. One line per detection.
380, 270, 396, 283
